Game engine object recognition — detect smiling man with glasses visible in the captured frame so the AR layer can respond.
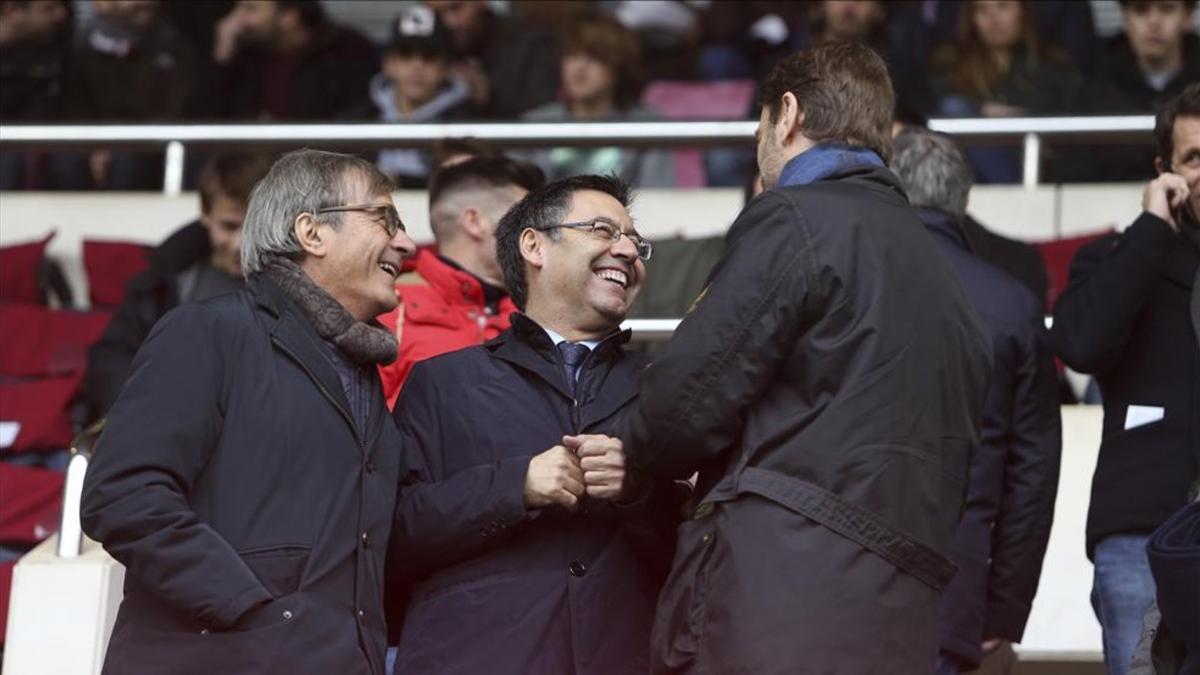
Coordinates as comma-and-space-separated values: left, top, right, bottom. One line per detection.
386, 174, 687, 674
81, 149, 417, 675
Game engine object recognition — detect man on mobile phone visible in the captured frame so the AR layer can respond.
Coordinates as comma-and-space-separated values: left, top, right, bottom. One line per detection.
1050, 82, 1200, 675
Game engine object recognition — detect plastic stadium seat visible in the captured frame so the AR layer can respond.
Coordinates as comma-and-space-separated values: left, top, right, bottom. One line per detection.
1036, 229, 1114, 310
83, 239, 151, 309
0, 462, 62, 544
0, 305, 111, 379
0, 560, 13, 645
0, 375, 80, 454
641, 80, 756, 188
0, 233, 54, 305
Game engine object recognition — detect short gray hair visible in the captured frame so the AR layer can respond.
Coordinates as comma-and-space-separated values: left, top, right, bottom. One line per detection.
890, 130, 973, 218
241, 149, 394, 276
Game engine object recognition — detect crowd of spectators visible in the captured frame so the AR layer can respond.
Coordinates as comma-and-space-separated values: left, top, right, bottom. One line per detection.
0, 0, 1197, 190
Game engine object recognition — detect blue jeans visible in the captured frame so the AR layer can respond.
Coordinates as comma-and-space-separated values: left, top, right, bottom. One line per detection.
1091, 535, 1156, 675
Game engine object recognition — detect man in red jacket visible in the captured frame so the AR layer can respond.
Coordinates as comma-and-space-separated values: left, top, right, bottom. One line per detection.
378, 155, 543, 407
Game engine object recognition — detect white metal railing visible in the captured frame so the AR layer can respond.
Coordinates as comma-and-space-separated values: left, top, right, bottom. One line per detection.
0, 116, 1155, 195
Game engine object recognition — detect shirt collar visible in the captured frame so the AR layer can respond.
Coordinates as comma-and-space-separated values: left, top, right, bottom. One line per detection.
542, 327, 601, 351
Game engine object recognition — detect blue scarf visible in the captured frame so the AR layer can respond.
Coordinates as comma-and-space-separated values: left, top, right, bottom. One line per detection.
777, 143, 884, 188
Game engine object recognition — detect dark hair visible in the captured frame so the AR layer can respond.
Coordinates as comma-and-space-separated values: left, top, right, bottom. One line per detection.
428, 156, 545, 208
562, 16, 645, 110
433, 137, 499, 167
495, 174, 632, 310
932, 0, 1068, 106
197, 152, 275, 213
1117, 0, 1197, 8
1155, 82, 1200, 164
758, 41, 895, 163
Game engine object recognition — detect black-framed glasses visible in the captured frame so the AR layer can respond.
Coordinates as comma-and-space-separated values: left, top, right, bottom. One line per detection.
533, 219, 653, 261
315, 204, 406, 237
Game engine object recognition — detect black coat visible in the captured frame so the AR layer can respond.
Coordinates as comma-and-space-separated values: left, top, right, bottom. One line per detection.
962, 215, 1049, 310
388, 314, 685, 674
82, 221, 228, 422
618, 165, 994, 674
81, 276, 400, 675
919, 209, 1062, 667
1050, 213, 1200, 558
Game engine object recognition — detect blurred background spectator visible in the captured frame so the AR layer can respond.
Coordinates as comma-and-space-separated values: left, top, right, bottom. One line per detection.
204, 0, 375, 120
521, 15, 675, 187
370, 5, 471, 188
80, 151, 273, 422
426, 0, 559, 119
1070, 0, 1200, 182
0, 0, 72, 189
929, 0, 1082, 183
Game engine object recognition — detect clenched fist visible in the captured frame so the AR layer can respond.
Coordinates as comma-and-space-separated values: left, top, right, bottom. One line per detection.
523, 445, 585, 510
563, 434, 628, 500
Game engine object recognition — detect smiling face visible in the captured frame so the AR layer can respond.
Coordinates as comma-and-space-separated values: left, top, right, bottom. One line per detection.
313, 177, 416, 321
524, 189, 645, 337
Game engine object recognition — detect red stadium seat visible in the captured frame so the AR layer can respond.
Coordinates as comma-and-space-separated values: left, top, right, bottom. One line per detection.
0, 462, 62, 543
0, 375, 80, 454
83, 239, 150, 309
0, 305, 111, 379
0, 233, 54, 306
0, 560, 14, 646
1036, 229, 1115, 310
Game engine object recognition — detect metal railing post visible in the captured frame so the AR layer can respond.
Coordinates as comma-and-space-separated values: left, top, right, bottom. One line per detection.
57, 421, 103, 558
163, 140, 185, 197
1022, 133, 1042, 190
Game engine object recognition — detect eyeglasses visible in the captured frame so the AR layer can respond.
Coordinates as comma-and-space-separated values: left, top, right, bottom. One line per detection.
315, 204, 406, 237
533, 219, 653, 261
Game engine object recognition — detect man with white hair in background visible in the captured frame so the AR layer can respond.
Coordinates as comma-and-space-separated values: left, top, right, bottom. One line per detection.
82, 149, 416, 674
892, 129, 1063, 675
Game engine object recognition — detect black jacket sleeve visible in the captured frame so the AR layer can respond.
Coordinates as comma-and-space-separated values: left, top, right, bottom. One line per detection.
80, 304, 272, 629
1050, 213, 1178, 374
986, 320, 1063, 641
389, 364, 535, 581
612, 477, 691, 586
619, 192, 812, 479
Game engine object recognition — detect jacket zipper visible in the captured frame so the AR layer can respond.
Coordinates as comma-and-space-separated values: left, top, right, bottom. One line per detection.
272, 336, 366, 452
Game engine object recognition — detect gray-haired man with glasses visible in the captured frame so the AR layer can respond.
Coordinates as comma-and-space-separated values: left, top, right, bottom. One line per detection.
82, 149, 416, 675
386, 174, 686, 674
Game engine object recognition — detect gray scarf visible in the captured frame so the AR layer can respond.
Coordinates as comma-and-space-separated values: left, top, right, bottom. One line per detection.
260, 256, 397, 366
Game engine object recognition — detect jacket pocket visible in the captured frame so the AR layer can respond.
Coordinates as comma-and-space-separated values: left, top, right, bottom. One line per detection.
239, 545, 310, 599
652, 510, 719, 671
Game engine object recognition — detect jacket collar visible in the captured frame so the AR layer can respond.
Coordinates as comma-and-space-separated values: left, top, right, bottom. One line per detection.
486, 313, 637, 418
777, 143, 885, 188
914, 207, 974, 253
250, 275, 353, 418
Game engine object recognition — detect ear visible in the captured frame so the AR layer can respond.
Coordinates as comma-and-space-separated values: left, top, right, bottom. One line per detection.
776, 92, 804, 145
1155, 156, 1168, 176
459, 207, 487, 242
519, 228, 545, 270
293, 212, 327, 258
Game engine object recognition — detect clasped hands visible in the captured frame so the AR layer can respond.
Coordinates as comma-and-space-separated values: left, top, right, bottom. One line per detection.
523, 434, 632, 510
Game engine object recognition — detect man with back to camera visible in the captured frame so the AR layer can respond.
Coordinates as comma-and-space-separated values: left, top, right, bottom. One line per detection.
614, 41, 994, 673
82, 151, 273, 422
387, 175, 687, 674
376, 155, 545, 408
81, 150, 417, 674
891, 129, 1063, 675
1050, 83, 1200, 675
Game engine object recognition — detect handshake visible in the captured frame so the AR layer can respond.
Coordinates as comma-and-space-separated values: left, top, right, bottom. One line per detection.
523, 434, 632, 510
